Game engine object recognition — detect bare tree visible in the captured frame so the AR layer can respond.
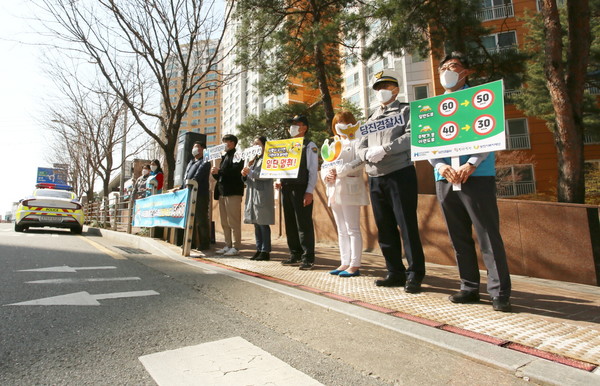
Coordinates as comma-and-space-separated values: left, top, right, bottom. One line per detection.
35, 0, 235, 188
44, 66, 144, 205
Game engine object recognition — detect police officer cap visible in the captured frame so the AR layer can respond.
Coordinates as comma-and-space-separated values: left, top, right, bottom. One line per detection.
287, 114, 309, 126
372, 69, 399, 89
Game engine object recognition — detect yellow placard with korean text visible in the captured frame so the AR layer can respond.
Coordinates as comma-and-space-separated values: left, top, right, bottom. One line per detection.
260, 138, 303, 178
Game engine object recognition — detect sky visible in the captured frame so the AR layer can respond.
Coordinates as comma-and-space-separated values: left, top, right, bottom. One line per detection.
0, 1, 50, 216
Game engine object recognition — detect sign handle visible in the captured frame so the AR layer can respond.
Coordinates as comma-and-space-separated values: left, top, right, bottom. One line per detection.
451, 157, 461, 191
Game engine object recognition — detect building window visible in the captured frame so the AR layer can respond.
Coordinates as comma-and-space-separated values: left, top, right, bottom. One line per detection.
345, 73, 359, 90
169, 88, 178, 95
506, 118, 531, 149
180, 121, 188, 127
205, 117, 217, 124
192, 110, 201, 116
478, 0, 514, 21
482, 31, 517, 54
191, 119, 200, 126
205, 90, 217, 98
347, 92, 361, 106
205, 108, 217, 116
192, 128, 201, 133
205, 126, 217, 134
207, 135, 217, 143
206, 73, 218, 80
205, 99, 216, 106
496, 164, 536, 197
413, 85, 429, 100
192, 102, 201, 108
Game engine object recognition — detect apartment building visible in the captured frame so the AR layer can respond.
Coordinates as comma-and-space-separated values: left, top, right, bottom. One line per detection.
171, 40, 222, 146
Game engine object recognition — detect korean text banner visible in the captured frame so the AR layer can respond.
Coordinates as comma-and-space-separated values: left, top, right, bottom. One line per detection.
132, 189, 188, 228
260, 138, 303, 178
410, 80, 506, 161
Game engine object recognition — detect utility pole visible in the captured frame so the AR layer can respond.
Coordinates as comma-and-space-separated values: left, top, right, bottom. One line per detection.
119, 106, 128, 198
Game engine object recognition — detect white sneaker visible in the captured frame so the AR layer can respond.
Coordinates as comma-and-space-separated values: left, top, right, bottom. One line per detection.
216, 246, 230, 254
223, 247, 239, 256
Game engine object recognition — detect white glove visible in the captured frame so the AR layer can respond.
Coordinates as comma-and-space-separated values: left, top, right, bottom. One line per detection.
366, 146, 386, 163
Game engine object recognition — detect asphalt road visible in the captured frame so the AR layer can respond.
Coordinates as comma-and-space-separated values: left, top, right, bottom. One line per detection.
0, 223, 529, 385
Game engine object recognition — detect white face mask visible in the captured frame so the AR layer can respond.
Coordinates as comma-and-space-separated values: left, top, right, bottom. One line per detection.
289, 125, 300, 137
151, 165, 157, 172
440, 70, 460, 89
142, 169, 150, 176
192, 147, 200, 156
375, 89, 394, 104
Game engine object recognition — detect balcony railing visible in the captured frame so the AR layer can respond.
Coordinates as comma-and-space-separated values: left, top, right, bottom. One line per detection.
508, 134, 531, 150
496, 181, 536, 197
504, 89, 522, 103
477, 4, 515, 21
584, 133, 600, 144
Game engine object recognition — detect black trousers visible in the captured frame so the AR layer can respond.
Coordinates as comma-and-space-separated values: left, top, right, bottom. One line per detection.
192, 193, 211, 250
436, 177, 511, 297
281, 184, 315, 261
369, 165, 425, 281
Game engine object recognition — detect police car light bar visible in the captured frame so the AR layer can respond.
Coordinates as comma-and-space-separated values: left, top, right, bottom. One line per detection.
36, 183, 73, 191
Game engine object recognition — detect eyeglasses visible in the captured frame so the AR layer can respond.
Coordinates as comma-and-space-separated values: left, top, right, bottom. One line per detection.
439, 62, 463, 72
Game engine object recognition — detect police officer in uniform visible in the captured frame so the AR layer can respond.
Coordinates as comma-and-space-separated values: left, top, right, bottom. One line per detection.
276, 115, 319, 270
356, 69, 426, 293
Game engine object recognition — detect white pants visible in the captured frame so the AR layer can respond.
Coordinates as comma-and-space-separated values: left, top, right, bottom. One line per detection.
331, 203, 362, 268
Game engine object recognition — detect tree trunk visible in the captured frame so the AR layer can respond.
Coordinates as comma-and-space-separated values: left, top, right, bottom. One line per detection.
163, 133, 177, 190
314, 44, 336, 133
541, 0, 589, 203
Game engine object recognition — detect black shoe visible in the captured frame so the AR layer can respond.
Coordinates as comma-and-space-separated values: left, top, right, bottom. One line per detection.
298, 261, 314, 270
492, 296, 512, 312
249, 251, 261, 260
375, 274, 406, 287
404, 280, 422, 294
281, 256, 301, 266
449, 290, 480, 304
255, 252, 270, 261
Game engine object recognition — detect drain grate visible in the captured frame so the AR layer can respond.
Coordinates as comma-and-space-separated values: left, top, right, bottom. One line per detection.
114, 246, 150, 255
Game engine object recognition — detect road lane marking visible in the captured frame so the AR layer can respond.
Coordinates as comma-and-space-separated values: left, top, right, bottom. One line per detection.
4, 290, 159, 306
18, 266, 117, 273
139, 337, 323, 386
79, 235, 127, 260
26, 277, 141, 284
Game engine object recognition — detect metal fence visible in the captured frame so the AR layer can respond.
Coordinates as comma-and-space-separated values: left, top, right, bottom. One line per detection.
82, 194, 134, 234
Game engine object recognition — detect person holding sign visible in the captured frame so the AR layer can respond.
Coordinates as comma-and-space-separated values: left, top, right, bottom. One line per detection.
356, 69, 426, 293
211, 134, 244, 256
275, 115, 318, 270
184, 141, 211, 251
430, 52, 511, 312
321, 111, 369, 277
241, 136, 274, 261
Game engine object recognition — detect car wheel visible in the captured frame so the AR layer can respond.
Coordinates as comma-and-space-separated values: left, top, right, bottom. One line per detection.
71, 226, 83, 235
14, 223, 24, 232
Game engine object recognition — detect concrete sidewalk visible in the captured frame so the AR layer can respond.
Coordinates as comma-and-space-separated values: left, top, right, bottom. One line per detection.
92, 228, 600, 384
197, 234, 600, 369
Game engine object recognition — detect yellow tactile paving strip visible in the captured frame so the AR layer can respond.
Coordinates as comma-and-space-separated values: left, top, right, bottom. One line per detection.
202, 257, 600, 368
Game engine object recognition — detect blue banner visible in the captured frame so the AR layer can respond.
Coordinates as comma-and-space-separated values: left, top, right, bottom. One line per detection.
132, 189, 189, 228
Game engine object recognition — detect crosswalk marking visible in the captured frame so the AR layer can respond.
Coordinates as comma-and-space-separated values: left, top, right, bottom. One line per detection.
139, 337, 323, 386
